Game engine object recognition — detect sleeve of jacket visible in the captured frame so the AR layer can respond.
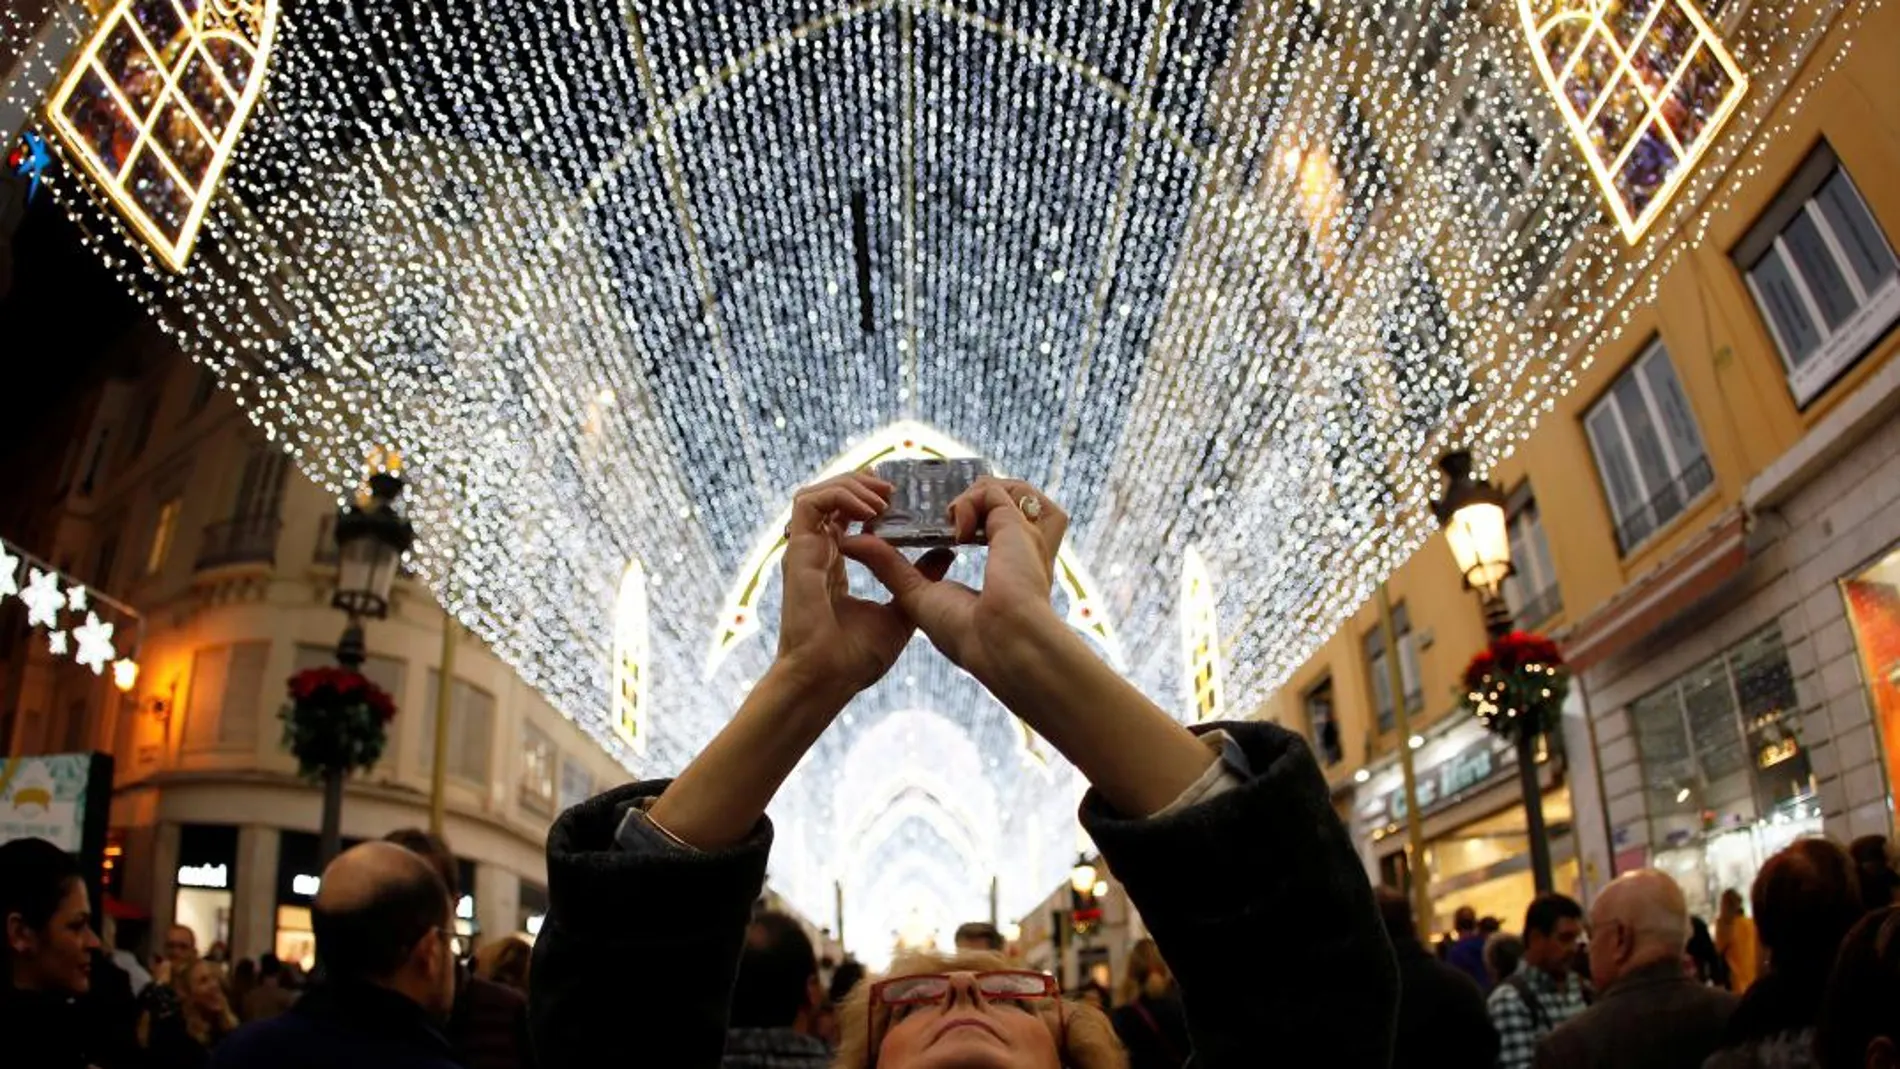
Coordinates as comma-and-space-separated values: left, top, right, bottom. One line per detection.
529, 779, 772, 1069
1079, 721, 1398, 1069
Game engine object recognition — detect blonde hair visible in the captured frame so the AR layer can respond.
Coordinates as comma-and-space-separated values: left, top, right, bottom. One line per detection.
475, 933, 533, 991
831, 950, 1128, 1069
175, 958, 239, 1043
1115, 939, 1168, 1008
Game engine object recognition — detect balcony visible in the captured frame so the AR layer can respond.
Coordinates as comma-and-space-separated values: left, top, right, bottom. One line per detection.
194, 516, 282, 571
1614, 455, 1715, 555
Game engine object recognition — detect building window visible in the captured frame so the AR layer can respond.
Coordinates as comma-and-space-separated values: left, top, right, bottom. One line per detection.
1503, 484, 1562, 626
1363, 604, 1423, 736
519, 722, 556, 815
92, 532, 121, 591
1734, 144, 1899, 406
613, 560, 650, 754
182, 642, 270, 751
147, 498, 181, 576
1180, 548, 1224, 723
1627, 624, 1816, 918
421, 672, 495, 786
558, 756, 594, 813
1584, 340, 1713, 554
1304, 676, 1343, 767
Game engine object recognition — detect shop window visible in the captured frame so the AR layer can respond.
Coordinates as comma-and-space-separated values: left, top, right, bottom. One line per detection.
146, 498, 180, 575
1503, 485, 1562, 626
1304, 676, 1343, 767
558, 756, 593, 813
293, 645, 406, 769
1734, 143, 1899, 406
519, 721, 557, 815
182, 642, 269, 751
1842, 549, 1900, 815
421, 672, 495, 786
1363, 604, 1423, 736
1584, 340, 1713, 553
1627, 624, 1817, 919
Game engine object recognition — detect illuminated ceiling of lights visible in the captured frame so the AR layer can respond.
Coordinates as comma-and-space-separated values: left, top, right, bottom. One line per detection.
12, 0, 1877, 959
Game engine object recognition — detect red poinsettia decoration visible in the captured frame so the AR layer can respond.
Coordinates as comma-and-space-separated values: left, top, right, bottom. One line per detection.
1460, 630, 1570, 744
280, 667, 398, 777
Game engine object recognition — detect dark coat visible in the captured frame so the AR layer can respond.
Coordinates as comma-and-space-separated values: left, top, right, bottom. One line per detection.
1391, 937, 1499, 1069
209, 980, 461, 1069
450, 974, 536, 1069
1533, 959, 1738, 1069
0, 986, 94, 1069
1111, 991, 1192, 1069
1701, 969, 1832, 1069
530, 721, 1400, 1068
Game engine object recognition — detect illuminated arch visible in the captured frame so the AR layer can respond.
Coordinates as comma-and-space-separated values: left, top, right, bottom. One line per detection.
612, 559, 650, 755
705, 420, 1125, 676
1181, 547, 1224, 723
1517, 0, 1747, 243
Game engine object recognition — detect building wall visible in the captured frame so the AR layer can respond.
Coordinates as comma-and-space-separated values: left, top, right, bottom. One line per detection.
1255, 0, 1900, 910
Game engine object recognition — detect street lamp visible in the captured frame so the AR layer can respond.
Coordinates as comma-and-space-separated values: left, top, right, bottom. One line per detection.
321, 467, 415, 862
1070, 855, 1099, 896
1432, 449, 1554, 894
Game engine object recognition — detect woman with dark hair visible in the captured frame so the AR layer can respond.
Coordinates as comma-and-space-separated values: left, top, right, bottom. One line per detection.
1817, 905, 1900, 1069
0, 835, 105, 1069
528, 473, 1398, 1069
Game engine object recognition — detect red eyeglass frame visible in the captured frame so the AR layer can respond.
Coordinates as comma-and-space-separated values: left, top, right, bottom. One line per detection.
864, 970, 1065, 1068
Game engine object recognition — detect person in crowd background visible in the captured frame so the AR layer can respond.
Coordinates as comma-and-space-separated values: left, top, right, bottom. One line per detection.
1490, 892, 1590, 1069
473, 934, 532, 994
1690, 916, 1732, 989
816, 958, 866, 1048
1851, 836, 1899, 915
1110, 938, 1190, 1069
1073, 979, 1112, 1012
1375, 888, 1498, 1069
1719, 888, 1760, 992
953, 921, 1005, 953
228, 957, 256, 1014
723, 910, 831, 1069
1446, 905, 1491, 991
240, 953, 298, 1023
1816, 905, 1899, 1069
526, 472, 1398, 1068
1532, 869, 1736, 1069
382, 827, 535, 1069
0, 837, 107, 1069
210, 840, 461, 1069
1487, 931, 1526, 989
1705, 839, 1866, 1069
146, 956, 240, 1068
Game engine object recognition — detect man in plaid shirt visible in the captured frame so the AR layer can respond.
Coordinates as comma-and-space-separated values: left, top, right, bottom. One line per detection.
1488, 893, 1589, 1069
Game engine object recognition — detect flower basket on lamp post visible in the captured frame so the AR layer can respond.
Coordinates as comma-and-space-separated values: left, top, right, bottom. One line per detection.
1460, 630, 1571, 893
282, 666, 398, 865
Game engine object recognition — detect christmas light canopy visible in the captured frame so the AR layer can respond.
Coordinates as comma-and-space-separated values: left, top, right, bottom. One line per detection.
13, 0, 1874, 962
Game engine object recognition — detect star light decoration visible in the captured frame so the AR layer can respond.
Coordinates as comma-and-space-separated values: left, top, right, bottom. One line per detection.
18, 0, 1878, 961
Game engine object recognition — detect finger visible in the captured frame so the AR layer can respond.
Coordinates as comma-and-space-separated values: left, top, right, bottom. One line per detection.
839, 535, 932, 603
791, 485, 881, 534
832, 474, 890, 517
1000, 479, 1069, 555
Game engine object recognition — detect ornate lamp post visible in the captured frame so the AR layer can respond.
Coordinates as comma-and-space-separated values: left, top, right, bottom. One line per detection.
1432, 450, 1557, 895
319, 468, 415, 862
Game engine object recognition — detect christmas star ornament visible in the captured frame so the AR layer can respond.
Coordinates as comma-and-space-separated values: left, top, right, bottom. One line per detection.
0, 544, 19, 600
47, 630, 69, 656
66, 584, 88, 612
72, 612, 117, 675
20, 568, 64, 628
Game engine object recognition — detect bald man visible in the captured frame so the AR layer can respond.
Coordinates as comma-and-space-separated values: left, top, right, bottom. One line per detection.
1532, 870, 1738, 1069
211, 842, 462, 1069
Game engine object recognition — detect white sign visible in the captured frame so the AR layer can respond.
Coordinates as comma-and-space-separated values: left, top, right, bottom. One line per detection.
456, 894, 474, 921
525, 913, 545, 937
177, 863, 229, 889
0, 754, 93, 853
292, 873, 321, 897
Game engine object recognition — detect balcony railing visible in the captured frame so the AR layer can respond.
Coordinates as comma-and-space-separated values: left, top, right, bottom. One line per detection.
1614, 455, 1715, 554
194, 516, 282, 571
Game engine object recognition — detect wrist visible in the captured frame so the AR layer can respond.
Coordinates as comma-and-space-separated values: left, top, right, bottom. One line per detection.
764, 654, 863, 712
977, 602, 1079, 701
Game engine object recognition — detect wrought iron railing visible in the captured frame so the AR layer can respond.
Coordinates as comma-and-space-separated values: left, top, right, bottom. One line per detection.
194, 516, 282, 570
1614, 455, 1714, 553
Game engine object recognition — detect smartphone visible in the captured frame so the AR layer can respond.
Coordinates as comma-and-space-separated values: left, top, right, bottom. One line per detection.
866, 458, 993, 547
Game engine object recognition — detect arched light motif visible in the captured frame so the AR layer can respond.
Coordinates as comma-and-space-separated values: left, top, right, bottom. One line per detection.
612, 559, 650, 756
1180, 546, 1223, 723
1518, 0, 1748, 243
47, 0, 279, 271
706, 420, 1124, 676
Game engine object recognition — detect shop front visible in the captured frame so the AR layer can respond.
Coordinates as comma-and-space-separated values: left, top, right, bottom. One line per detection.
173, 824, 238, 953
273, 831, 480, 967
1355, 712, 1576, 937
519, 879, 548, 938
1843, 546, 1900, 826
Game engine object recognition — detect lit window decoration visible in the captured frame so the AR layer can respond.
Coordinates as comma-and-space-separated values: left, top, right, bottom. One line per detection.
1180, 547, 1224, 723
705, 421, 1124, 677
612, 559, 649, 755
1518, 0, 1748, 243
46, 0, 279, 272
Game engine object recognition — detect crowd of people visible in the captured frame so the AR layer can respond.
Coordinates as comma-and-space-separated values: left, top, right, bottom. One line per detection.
4, 472, 1900, 1069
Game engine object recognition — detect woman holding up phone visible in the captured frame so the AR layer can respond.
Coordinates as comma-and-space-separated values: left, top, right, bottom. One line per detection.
528, 472, 1398, 1068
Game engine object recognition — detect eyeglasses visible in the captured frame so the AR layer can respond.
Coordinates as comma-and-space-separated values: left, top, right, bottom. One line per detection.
864, 971, 1060, 1066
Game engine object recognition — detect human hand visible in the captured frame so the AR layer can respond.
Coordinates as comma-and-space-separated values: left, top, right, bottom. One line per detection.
776, 472, 955, 696
843, 477, 1068, 687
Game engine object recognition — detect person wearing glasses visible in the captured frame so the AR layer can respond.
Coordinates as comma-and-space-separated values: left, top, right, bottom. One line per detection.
530, 473, 1398, 1068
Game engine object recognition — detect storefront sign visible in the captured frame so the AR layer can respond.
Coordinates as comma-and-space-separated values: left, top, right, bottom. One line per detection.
292, 873, 321, 897
177, 863, 229, 889
0, 754, 96, 852
1382, 735, 1515, 824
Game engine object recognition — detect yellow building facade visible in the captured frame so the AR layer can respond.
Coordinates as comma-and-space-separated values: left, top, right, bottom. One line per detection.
1256, 0, 1900, 932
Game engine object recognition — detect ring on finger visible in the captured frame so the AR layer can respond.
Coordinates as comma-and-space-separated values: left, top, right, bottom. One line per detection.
1018, 494, 1044, 521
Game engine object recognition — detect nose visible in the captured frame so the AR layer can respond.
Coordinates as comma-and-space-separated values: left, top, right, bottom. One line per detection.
943, 972, 985, 1011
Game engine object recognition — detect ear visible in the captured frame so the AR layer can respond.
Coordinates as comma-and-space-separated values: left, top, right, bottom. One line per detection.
6, 911, 31, 954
